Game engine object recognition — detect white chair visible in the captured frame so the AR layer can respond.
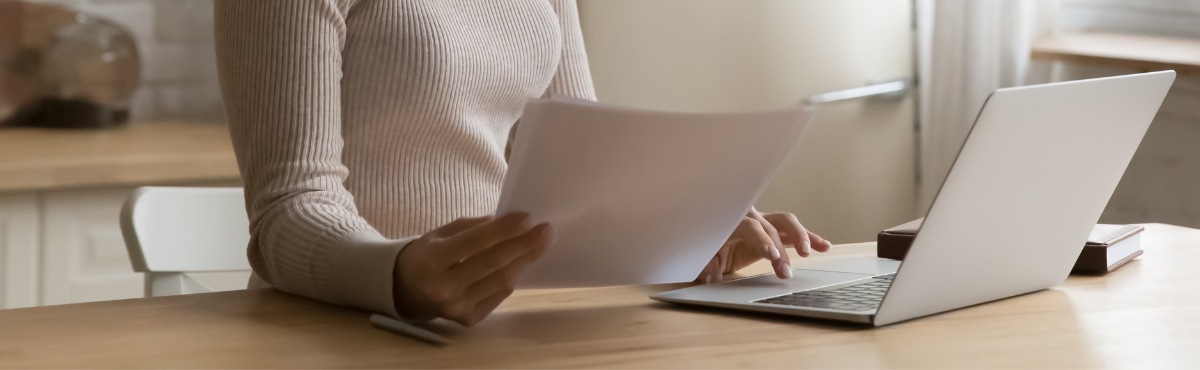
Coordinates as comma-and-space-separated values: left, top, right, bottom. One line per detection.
120, 186, 252, 297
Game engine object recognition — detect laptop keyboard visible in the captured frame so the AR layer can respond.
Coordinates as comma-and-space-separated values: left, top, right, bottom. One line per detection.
754, 274, 894, 311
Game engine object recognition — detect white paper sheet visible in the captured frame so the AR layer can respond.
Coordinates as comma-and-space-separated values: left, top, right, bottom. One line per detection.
498, 98, 814, 288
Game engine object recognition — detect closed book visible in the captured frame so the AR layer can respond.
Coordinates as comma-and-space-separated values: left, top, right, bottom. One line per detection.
1072, 224, 1144, 274
876, 218, 1143, 275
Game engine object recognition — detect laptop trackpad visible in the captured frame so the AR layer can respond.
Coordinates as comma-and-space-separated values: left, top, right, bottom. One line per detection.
794, 255, 900, 275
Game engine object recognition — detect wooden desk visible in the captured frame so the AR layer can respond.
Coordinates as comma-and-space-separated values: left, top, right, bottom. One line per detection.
1031, 32, 1200, 75
1, 224, 1197, 368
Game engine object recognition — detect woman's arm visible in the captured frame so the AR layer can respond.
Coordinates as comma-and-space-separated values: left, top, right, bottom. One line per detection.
214, 0, 408, 317
544, 0, 597, 101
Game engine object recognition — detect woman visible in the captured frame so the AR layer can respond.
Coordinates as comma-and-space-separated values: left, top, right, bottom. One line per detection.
214, 0, 831, 326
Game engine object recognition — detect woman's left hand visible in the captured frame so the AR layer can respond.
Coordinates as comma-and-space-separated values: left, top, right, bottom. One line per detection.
695, 208, 832, 283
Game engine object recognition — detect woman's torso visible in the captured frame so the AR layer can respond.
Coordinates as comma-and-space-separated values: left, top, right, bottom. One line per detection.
338, 0, 563, 237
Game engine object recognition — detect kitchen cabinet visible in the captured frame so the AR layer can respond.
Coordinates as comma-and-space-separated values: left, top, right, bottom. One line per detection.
0, 194, 39, 309
41, 188, 145, 305
0, 123, 243, 308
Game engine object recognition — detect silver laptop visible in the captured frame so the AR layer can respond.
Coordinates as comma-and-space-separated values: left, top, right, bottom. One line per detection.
651, 71, 1176, 326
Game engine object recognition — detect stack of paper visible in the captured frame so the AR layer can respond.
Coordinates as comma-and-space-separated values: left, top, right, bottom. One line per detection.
499, 98, 814, 288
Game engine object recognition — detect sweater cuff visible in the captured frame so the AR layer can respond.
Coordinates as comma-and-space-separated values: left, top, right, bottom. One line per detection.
305, 228, 417, 318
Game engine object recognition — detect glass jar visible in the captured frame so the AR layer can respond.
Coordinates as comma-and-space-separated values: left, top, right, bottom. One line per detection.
3, 10, 140, 129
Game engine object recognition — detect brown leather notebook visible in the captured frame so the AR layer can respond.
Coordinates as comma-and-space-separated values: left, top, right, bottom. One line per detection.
877, 218, 1143, 275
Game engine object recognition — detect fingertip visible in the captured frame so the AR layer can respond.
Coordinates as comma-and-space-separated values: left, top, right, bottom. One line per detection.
773, 261, 791, 279
539, 223, 557, 245
815, 240, 833, 252
826, 237, 837, 249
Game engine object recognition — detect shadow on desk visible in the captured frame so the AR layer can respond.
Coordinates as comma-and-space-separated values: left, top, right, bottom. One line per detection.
397, 285, 1102, 368
647, 301, 870, 330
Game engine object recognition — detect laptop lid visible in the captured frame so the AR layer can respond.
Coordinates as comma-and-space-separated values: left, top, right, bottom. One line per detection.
873, 71, 1175, 326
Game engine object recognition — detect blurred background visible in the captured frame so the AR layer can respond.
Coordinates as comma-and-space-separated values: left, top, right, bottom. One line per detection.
578, 0, 1200, 244
0, 0, 221, 124
0, 0, 1197, 308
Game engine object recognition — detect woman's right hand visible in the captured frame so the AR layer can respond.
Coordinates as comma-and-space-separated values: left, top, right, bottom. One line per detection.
392, 213, 553, 326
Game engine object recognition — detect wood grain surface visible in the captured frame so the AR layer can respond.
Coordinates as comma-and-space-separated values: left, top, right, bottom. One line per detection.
0, 123, 239, 192
0, 224, 1196, 368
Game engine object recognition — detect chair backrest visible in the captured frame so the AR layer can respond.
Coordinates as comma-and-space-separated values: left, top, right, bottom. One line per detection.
120, 186, 252, 297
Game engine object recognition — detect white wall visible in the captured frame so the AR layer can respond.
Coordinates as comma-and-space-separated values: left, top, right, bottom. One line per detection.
578, 1, 917, 242
27, 0, 223, 122
1057, 0, 1200, 228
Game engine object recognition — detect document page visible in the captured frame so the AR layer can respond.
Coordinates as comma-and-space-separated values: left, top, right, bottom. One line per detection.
499, 98, 814, 288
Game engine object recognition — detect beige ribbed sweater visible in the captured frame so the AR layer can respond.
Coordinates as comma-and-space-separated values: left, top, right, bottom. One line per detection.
214, 0, 595, 317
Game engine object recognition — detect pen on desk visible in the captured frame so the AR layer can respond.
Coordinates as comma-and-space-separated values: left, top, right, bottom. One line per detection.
369, 314, 453, 346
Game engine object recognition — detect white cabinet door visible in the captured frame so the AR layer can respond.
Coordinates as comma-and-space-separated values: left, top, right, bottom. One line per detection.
41, 188, 143, 305
0, 194, 40, 309
580, 0, 916, 242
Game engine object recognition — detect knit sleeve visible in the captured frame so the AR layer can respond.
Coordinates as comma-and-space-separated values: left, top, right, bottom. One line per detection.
214, 0, 408, 318
544, 0, 597, 101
